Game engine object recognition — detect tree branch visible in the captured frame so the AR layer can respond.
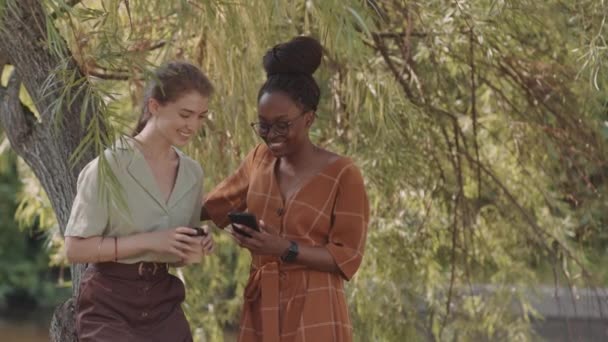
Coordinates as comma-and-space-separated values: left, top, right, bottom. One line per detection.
372, 33, 416, 100
86, 69, 131, 81
122, 0, 133, 31
469, 29, 482, 201
0, 70, 38, 151
77, 39, 168, 81
372, 31, 428, 39
128, 39, 167, 52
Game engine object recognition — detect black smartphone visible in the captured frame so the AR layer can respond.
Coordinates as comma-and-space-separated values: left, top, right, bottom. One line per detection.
228, 212, 259, 238
188, 227, 208, 236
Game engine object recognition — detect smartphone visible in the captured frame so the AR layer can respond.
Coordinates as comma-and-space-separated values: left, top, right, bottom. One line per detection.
188, 227, 208, 236
228, 212, 259, 238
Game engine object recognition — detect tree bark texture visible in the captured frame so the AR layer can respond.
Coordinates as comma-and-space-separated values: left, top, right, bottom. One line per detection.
0, 1, 103, 341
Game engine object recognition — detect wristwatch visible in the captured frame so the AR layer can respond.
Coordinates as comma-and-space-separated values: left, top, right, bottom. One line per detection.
280, 241, 299, 262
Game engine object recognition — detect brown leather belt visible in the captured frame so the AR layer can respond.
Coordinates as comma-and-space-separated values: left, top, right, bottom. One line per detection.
89, 262, 169, 281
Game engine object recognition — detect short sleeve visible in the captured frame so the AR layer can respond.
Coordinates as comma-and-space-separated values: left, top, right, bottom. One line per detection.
203, 145, 263, 228
326, 164, 370, 281
64, 159, 109, 238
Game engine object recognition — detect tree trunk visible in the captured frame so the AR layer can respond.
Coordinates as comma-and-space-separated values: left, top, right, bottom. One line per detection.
0, 1, 104, 340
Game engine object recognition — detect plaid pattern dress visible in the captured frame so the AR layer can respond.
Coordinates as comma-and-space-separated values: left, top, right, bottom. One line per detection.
204, 144, 369, 342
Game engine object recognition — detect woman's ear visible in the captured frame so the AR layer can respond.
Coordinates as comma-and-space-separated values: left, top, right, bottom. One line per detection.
305, 111, 316, 128
148, 98, 160, 116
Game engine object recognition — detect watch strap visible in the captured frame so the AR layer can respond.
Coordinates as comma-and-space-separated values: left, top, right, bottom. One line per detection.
280, 241, 299, 262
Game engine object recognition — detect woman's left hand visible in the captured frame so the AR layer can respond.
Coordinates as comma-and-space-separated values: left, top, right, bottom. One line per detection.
200, 225, 215, 254
229, 220, 290, 257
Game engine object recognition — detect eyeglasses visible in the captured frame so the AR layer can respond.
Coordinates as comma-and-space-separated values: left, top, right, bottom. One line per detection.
250, 111, 308, 137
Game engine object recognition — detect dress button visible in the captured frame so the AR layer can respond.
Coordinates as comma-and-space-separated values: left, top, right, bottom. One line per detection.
141, 312, 148, 318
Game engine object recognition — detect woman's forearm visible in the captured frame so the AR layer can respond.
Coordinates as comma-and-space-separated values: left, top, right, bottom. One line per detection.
290, 244, 340, 274
65, 234, 152, 264
229, 224, 341, 274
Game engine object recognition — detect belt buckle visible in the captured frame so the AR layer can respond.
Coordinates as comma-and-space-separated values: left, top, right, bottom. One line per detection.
137, 262, 159, 277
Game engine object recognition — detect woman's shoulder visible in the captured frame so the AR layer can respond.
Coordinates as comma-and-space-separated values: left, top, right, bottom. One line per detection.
102, 138, 142, 172
74, 151, 124, 187
317, 147, 351, 168
319, 149, 363, 184
76, 142, 131, 179
322, 149, 345, 164
77, 136, 144, 178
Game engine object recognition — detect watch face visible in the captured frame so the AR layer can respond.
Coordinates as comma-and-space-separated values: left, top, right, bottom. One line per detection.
282, 241, 299, 262
289, 242, 299, 253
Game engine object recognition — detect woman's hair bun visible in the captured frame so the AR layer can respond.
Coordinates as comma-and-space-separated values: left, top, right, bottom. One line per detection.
262, 36, 323, 77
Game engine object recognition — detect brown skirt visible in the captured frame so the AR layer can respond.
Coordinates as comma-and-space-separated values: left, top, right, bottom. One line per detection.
76, 262, 192, 342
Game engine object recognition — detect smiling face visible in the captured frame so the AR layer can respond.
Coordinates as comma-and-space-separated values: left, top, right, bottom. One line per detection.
256, 91, 313, 157
147, 91, 209, 147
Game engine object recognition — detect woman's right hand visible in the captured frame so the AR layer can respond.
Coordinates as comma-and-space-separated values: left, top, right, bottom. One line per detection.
147, 227, 202, 259
182, 226, 215, 265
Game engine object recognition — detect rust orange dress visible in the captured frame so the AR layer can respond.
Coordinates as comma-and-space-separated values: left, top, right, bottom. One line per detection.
204, 144, 369, 342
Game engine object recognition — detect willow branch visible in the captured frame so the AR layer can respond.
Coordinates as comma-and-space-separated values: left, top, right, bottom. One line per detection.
50, 0, 83, 20
86, 69, 130, 80
372, 33, 416, 100
468, 29, 482, 201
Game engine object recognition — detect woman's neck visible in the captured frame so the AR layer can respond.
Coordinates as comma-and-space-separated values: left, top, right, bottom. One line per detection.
133, 127, 175, 161
281, 138, 317, 170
